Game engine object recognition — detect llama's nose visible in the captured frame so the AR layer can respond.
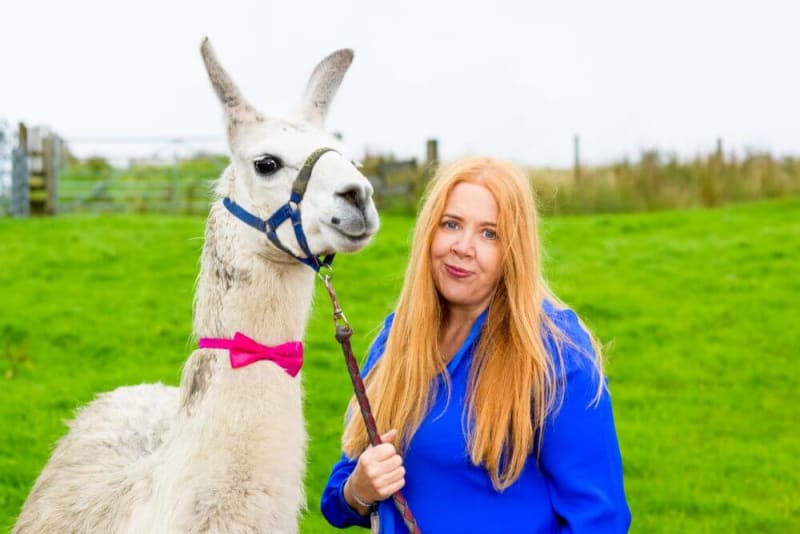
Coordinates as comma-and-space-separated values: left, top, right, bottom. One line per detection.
336, 183, 370, 211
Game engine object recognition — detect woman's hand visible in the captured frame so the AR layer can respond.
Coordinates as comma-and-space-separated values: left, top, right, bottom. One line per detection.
344, 429, 406, 515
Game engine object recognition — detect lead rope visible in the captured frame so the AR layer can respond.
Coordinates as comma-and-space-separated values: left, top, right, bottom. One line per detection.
319, 268, 422, 534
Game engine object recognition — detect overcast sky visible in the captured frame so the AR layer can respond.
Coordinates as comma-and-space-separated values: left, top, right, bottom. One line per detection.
2, 0, 798, 167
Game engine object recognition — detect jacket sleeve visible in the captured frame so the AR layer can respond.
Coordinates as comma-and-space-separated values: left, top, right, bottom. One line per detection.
540, 309, 632, 533
320, 314, 395, 529
320, 454, 371, 528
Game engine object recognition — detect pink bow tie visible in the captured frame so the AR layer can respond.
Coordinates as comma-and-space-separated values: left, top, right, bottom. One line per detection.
198, 332, 303, 376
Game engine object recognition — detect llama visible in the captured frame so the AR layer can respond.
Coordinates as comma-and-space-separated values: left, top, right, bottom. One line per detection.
13, 38, 379, 533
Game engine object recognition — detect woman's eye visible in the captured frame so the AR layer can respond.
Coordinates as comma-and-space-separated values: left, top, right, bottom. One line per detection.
253, 155, 283, 176
443, 220, 459, 230
482, 229, 497, 240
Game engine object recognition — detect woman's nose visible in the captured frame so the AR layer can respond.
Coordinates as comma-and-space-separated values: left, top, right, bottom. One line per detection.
451, 234, 474, 256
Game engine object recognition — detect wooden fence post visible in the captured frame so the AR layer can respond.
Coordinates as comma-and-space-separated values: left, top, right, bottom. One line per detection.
425, 138, 438, 169
28, 126, 44, 214
43, 134, 61, 215
10, 123, 30, 217
170, 141, 179, 212
25, 126, 61, 215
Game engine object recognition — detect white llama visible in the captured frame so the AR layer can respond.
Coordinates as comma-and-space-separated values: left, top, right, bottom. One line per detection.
13, 38, 379, 533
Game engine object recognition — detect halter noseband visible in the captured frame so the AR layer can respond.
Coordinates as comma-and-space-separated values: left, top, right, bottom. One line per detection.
222, 147, 337, 272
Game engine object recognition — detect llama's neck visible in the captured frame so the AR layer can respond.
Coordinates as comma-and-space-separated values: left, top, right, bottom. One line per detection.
166, 205, 312, 528
192, 202, 316, 345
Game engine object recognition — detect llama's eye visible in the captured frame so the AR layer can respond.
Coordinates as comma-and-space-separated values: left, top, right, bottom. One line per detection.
253, 156, 283, 176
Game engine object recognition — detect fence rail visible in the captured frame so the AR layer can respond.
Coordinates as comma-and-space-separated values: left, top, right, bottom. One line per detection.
58, 177, 215, 215
56, 174, 420, 214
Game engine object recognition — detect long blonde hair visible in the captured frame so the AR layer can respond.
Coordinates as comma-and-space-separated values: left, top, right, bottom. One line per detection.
342, 157, 604, 490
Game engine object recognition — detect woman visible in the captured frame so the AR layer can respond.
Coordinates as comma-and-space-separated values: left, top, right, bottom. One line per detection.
321, 157, 631, 532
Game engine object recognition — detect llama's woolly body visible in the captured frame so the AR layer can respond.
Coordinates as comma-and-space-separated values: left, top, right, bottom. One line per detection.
13, 384, 177, 532
15, 198, 313, 533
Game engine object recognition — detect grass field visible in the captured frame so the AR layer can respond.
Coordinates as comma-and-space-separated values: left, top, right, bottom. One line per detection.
1, 198, 798, 532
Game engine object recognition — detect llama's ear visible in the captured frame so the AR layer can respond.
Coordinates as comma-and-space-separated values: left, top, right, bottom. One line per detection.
299, 49, 354, 127
200, 37, 261, 125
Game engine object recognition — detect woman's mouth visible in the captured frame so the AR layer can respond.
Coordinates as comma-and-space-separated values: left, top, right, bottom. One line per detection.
445, 264, 472, 278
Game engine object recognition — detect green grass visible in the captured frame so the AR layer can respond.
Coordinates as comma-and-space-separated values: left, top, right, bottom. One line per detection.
1, 198, 798, 532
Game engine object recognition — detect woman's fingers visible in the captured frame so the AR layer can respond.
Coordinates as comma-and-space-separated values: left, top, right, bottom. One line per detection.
369, 442, 398, 462
371, 464, 405, 495
381, 454, 403, 471
379, 428, 398, 444
376, 478, 406, 500
374, 461, 404, 484
362, 449, 399, 478
351, 429, 406, 502
376, 466, 405, 488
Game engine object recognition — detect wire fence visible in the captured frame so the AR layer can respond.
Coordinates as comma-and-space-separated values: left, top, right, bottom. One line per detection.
59, 135, 227, 215
56, 134, 427, 215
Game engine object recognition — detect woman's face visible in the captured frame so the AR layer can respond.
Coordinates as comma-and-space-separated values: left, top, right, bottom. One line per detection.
430, 182, 503, 316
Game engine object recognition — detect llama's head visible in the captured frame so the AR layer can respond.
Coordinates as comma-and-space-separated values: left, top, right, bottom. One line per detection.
200, 38, 379, 260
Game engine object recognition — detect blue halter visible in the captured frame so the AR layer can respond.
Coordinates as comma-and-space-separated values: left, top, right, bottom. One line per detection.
222, 147, 336, 272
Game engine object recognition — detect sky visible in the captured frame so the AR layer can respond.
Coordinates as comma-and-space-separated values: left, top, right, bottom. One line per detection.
1, 0, 798, 167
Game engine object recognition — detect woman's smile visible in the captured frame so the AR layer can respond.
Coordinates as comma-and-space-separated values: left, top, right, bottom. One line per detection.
444, 263, 472, 278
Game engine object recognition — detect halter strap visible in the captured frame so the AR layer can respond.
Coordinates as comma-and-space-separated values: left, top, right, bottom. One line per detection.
222, 147, 337, 272
293, 147, 334, 199
222, 197, 267, 233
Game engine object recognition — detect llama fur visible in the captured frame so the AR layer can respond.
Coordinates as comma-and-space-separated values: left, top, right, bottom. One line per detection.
13, 38, 378, 534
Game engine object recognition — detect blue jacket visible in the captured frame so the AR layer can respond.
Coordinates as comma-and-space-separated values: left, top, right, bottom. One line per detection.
321, 302, 631, 533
